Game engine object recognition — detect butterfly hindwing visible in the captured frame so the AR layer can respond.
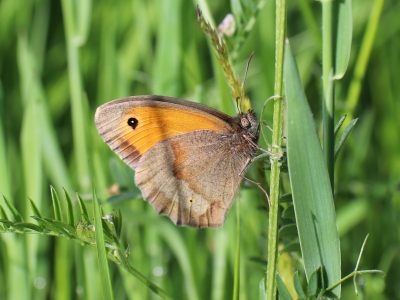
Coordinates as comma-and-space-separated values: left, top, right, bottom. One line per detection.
134, 130, 251, 227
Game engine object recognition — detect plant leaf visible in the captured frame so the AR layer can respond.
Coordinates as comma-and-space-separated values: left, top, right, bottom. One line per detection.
293, 271, 306, 299
307, 268, 319, 297
77, 194, 90, 223
64, 189, 75, 227
335, 118, 358, 160
13, 222, 43, 233
259, 276, 266, 300
2, 196, 23, 222
0, 204, 8, 220
29, 198, 42, 218
284, 41, 341, 297
334, 114, 347, 136
276, 274, 293, 300
50, 186, 62, 221
334, 0, 352, 79
93, 189, 114, 300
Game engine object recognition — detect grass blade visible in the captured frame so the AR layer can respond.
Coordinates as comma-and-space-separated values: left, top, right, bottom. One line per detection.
307, 269, 319, 297
40, 103, 73, 191
334, 0, 352, 79
334, 114, 347, 136
0, 83, 11, 199
29, 199, 42, 218
2, 196, 23, 222
64, 189, 75, 227
345, 0, 385, 114
93, 189, 114, 300
232, 203, 241, 300
77, 194, 90, 223
211, 230, 228, 300
152, 0, 182, 95
50, 186, 62, 221
335, 118, 358, 160
159, 224, 199, 300
285, 41, 341, 297
276, 274, 293, 300
293, 271, 306, 299
61, 0, 91, 192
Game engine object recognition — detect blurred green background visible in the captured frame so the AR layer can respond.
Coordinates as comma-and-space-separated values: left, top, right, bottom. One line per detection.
0, 0, 399, 299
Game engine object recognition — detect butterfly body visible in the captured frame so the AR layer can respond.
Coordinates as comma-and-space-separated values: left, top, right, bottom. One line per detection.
95, 96, 258, 227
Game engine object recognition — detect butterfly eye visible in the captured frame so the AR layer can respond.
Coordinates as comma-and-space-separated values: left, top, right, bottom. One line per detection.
127, 117, 139, 129
240, 117, 250, 128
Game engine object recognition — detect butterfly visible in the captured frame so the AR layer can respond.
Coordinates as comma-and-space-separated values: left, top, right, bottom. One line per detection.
95, 95, 259, 227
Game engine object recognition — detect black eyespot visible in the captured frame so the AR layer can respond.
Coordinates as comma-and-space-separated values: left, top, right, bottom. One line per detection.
127, 117, 138, 129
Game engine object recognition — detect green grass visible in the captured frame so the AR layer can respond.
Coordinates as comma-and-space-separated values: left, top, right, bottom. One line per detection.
0, 0, 399, 299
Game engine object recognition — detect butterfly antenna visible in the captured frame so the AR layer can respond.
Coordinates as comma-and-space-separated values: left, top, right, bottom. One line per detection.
236, 97, 241, 113
241, 52, 255, 93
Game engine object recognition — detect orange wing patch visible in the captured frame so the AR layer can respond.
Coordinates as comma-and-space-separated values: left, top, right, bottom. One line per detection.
121, 106, 230, 155
95, 99, 232, 168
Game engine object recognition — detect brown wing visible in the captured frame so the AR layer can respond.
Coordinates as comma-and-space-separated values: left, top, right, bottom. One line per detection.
134, 130, 252, 227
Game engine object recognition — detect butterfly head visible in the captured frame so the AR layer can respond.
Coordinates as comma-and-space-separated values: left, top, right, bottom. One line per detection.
236, 111, 259, 142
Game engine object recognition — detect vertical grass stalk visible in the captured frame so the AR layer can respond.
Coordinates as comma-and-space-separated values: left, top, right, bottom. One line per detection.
93, 190, 114, 300
321, 0, 334, 185
345, 0, 385, 115
266, 0, 286, 298
61, 0, 91, 191
233, 202, 241, 300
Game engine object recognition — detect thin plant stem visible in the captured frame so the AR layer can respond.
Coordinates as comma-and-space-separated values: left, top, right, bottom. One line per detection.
266, 0, 286, 298
322, 0, 335, 186
61, 0, 91, 192
345, 0, 385, 116
232, 201, 241, 300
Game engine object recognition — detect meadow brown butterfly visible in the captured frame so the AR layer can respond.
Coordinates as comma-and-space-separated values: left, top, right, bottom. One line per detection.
95, 95, 259, 227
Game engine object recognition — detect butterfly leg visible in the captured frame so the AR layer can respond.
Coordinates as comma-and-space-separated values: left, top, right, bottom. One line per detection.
242, 176, 270, 207
239, 152, 270, 179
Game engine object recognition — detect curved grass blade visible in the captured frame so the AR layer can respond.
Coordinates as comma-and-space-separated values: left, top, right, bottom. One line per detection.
29, 199, 42, 218
50, 186, 62, 221
64, 189, 75, 227
211, 230, 228, 300
276, 274, 293, 300
0, 83, 11, 199
335, 118, 358, 160
233, 203, 241, 300
259, 276, 266, 300
334, 115, 347, 136
159, 223, 200, 300
93, 189, 114, 300
2, 196, 23, 222
284, 41, 341, 297
345, 0, 384, 114
77, 194, 90, 223
334, 0, 352, 79
293, 271, 306, 299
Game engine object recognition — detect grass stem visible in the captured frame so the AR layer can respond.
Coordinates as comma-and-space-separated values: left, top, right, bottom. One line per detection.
345, 0, 385, 115
61, 0, 91, 192
233, 201, 241, 300
322, 0, 335, 186
266, 0, 286, 298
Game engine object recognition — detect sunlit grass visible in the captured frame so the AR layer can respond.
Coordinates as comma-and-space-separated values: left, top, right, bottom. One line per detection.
0, 0, 398, 299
